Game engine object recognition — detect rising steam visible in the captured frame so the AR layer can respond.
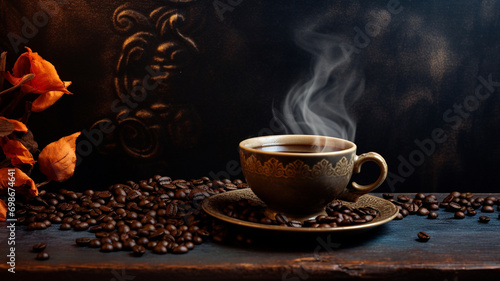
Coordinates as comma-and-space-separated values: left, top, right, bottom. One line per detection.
274, 25, 364, 141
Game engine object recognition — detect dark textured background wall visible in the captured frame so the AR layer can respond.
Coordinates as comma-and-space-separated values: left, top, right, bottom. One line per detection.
1, 0, 499, 193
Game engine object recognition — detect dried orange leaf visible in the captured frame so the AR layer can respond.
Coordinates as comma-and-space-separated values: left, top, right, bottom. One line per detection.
31, 90, 66, 112
0, 118, 14, 137
0, 167, 38, 199
0, 116, 28, 133
38, 132, 81, 182
0, 199, 6, 221
1, 139, 36, 167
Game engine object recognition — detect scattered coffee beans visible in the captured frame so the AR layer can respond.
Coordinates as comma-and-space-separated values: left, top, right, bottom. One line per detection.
388, 192, 499, 222
221, 199, 379, 228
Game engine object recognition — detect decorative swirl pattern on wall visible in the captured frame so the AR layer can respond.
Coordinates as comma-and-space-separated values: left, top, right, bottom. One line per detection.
91, 1, 202, 159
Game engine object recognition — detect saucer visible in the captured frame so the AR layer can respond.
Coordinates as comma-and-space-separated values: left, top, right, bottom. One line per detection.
202, 189, 398, 233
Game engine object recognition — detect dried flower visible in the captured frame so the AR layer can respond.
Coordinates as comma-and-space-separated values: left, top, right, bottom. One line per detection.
2, 47, 72, 112
0, 48, 79, 221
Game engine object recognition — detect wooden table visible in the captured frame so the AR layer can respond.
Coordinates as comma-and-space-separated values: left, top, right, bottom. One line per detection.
1, 193, 499, 281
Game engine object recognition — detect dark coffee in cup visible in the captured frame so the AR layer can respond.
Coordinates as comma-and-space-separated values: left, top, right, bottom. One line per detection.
253, 144, 342, 153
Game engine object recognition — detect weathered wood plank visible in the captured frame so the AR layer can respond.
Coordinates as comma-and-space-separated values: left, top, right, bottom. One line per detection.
1, 193, 499, 280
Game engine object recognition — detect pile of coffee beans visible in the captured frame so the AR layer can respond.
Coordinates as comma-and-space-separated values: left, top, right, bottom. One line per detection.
14, 176, 248, 255
383, 192, 499, 222
222, 199, 379, 228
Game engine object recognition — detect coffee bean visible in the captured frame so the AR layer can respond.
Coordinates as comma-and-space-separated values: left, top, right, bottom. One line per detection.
89, 239, 102, 248
173, 245, 189, 254
75, 222, 89, 231
59, 223, 72, 230
275, 213, 289, 224
36, 251, 50, 260
414, 193, 426, 200
76, 237, 91, 247
427, 211, 438, 219
481, 205, 495, 213
50, 216, 62, 224
454, 211, 465, 219
95, 231, 109, 238
99, 205, 113, 213
417, 231, 430, 242
118, 225, 131, 234
123, 239, 137, 250
442, 194, 454, 203
479, 216, 490, 223
112, 241, 123, 251
185, 241, 195, 250
132, 245, 146, 257
287, 220, 302, 227
32, 243, 47, 252
43, 220, 52, 228
166, 203, 178, 217
485, 196, 497, 203
484, 199, 495, 206
448, 202, 462, 212
466, 207, 477, 216
103, 223, 115, 232
153, 244, 168, 254
137, 237, 149, 246
146, 241, 158, 250
439, 202, 449, 208
417, 207, 430, 216
101, 237, 113, 245
459, 198, 470, 206
175, 189, 186, 199
428, 203, 439, 211
407, 203, 419, 215
397, 195, 411, 202
33, 222, 47, 230
100, 243, 114, 252
363, 215, 374, 222
400, 209, 409, 217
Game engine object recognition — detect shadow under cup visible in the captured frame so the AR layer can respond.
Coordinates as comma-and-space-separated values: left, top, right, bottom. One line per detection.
239, 135, 388, 222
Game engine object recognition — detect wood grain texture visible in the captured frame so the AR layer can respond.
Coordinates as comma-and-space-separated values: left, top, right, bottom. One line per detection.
1, 193, 499, 281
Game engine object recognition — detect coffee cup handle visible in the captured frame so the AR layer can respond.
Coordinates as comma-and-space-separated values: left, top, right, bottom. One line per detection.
351, 152, 388, 193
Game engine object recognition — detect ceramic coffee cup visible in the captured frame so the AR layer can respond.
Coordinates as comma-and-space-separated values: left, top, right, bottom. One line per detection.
239, 135, 388, 221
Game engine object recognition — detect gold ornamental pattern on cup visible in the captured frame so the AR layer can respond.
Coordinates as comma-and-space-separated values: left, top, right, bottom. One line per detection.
240, 154, 355, 179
